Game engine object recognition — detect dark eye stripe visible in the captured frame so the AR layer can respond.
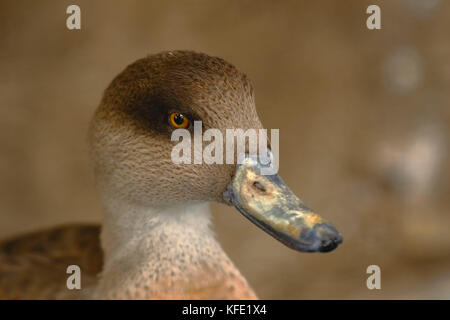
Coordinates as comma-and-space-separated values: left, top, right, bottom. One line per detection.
111, 83, 202, 136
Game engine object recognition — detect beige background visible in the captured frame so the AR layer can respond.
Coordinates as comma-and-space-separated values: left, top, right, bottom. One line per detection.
1, 0, 449, 299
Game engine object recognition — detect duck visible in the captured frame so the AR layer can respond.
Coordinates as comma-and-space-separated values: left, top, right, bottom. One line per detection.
0, 50, 342, 299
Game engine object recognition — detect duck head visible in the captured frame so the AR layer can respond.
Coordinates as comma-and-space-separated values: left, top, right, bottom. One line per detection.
89, 50, 342, 253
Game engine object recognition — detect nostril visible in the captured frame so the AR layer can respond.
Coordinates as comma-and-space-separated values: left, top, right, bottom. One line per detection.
252, 181, 266, 193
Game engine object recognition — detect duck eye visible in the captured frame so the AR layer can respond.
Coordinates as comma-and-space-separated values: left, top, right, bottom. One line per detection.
169, 112, 189, 129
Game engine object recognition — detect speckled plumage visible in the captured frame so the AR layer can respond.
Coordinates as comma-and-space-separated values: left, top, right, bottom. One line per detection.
0, 51, 262, 299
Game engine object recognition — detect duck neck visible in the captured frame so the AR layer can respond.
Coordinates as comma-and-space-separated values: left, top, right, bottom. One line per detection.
95, 197, 236, 298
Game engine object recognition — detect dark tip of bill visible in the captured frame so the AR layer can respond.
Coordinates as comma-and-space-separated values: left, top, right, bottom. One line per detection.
314, 222, 343, 253
318, 238, 341, 252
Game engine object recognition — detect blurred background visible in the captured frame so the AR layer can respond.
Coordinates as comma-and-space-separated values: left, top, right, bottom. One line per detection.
0, 0, 449, 299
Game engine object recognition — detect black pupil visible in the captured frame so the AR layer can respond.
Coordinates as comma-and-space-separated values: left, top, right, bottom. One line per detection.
173, 113, 184, 125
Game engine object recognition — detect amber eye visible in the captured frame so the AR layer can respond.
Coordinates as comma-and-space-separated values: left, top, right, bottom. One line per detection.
169, 112, 189, 129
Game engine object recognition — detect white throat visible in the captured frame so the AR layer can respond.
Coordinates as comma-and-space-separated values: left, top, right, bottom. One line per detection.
100, 198, 215, 260
94, 196, 232, 298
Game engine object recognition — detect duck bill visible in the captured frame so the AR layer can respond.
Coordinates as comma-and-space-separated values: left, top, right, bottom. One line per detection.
224, 155, 342, 253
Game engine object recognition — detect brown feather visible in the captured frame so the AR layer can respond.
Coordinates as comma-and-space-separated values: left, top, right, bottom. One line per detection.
0, 224, 103, 299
